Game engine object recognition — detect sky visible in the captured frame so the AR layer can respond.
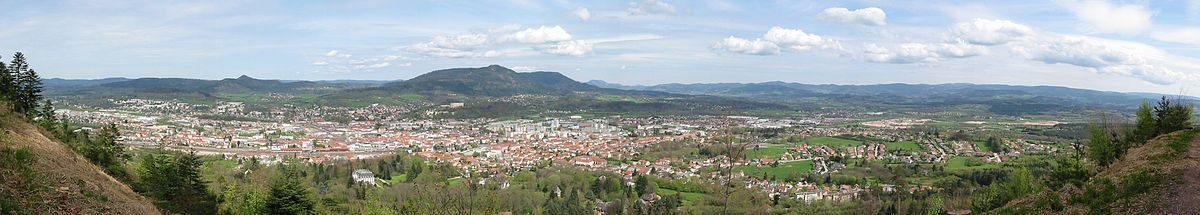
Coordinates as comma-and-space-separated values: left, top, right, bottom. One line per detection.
1, 0, 1200, 95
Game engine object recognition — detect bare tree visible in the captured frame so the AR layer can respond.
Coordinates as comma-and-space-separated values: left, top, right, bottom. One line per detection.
717, 135, 752, 215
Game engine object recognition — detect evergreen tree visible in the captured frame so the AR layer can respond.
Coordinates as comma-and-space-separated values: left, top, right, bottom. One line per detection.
38, 100, 56, 129
1130, 100, 1157, 143
15, 68, 41, 113
266, 168, 315, 215
2, 52, 25, 100
1154, 96, 1194, 134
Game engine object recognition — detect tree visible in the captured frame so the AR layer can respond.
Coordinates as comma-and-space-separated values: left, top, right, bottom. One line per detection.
1130, 100, 1157, 143
1087, 112, 1123, 167
266, 168, 315, 215
137, 150, 217, 214
38, 100, 56, 128
1154, 96, 1193, 135
2, 52, 25, 100
15, 67, 41, 114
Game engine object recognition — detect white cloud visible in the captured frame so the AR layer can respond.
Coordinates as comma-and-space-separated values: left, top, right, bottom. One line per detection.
1062, 0, 1153, 34
714, 27, 839, 55
714, 36, 780, 55
627, 0, 677, 15
355, 62, 390, 69
950, 19, 1035, 45
537, 40, 594, 56
312, 61, 329, 66
505, 25, 573, 43
424, 34, 490, 50
407, 43, 497, 58
1013, 34, 1198, 84
324, 50, 351, 58
490, 24, 522, 33
763, 27, 842, 51
572, 7, 591, 21
1151, 28, 1200, 46
864, 42, 985, 64
511, 66, 537, 71
817, 7, 887, 26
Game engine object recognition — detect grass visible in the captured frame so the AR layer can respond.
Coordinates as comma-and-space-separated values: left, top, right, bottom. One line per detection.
656, 187, 704, 204
1152, 129, 1198, 162
972, 141, 993, 153
945, 156, 999, 170
735, 160, 814, 181
399, 93, 425, 101
807, 136, 863, 147
886, 141, 921, 151
746, 145, 789, 159
385, 173, 408, 185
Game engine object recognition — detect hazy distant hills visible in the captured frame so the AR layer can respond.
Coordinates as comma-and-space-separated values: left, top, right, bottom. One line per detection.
586, 80, 1194, 111
43, 65, 1191, 116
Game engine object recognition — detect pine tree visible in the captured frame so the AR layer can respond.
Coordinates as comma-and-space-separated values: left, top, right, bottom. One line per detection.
16, 68, 42, 113
266, 169, 315, 215
39, 100, 56, 128
2, 52, 23, 100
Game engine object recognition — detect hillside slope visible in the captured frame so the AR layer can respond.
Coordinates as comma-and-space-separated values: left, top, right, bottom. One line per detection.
998, 129, 1200, 214
0, 110, 158, 214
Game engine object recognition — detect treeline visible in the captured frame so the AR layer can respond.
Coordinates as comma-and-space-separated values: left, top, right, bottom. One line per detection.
1089, 97, 1194, 167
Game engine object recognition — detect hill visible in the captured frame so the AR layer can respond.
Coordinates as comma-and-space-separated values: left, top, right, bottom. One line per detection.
0, 108, 159, 214
996, 129, 1200, 214
586, 81, 1194, 114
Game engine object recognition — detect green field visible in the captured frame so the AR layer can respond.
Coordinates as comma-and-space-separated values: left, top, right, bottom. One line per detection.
735, 160, 814, 180
746, 145, 789, 159
945, 156, 999, 170
971, 141, 992, 152
808, 136, 863, 147
886, 141, 921, 151
399, 93, 425, 101
656, 187, 704, 204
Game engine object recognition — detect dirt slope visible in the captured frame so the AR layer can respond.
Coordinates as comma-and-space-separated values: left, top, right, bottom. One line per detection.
0, 111, 159, 214
998, 129, 1200, 214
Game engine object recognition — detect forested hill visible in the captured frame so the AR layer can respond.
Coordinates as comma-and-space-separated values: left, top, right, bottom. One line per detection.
587, 80, 1197, 111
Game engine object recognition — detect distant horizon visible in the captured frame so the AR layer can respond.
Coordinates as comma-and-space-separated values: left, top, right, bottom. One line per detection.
42, 71, 1200, 98
5, 1, 1200, 96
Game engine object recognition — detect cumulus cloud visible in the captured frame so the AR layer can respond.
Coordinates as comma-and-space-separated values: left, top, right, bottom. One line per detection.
505, 25, 573, 43
1151, 28, 1200, 46
572, 7, 591, 21
714, 27, 839, 55
536, 40, 594, 56
627, 0, 676, 15
1012, 34, 1197, 84
714, 36, 780, 55
817, 7, 887, 26
763, 27, 842, 51
1062, 0, 1153, 34
312, 61, 329, 66
864, 42, 985, 64
950, 19, 1035, 45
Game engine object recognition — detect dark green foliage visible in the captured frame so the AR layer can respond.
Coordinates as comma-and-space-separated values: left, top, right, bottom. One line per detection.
267, 168, 315, 215
984, 136, 1004, 153
1154, 96, 1193, 135
0, 145, 38, 214
137, 150, 218, 214
1069, 168, 1163, 215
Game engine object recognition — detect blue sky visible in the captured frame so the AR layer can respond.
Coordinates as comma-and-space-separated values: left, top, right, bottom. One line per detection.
2, 0, 1199, 95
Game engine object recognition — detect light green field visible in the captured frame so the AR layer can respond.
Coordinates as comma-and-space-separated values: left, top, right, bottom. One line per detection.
746, 145, 789, 159
886, 141, 921, 151
735, 160, 814, 180
945, 156, 1000, 170
808, 136, 863, 147
656, 187, 704, 204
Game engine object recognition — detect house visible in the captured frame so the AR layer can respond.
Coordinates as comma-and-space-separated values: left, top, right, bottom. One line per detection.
352, 169, 376, 185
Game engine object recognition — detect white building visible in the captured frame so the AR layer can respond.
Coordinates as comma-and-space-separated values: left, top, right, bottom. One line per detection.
352, 169, 376, 185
